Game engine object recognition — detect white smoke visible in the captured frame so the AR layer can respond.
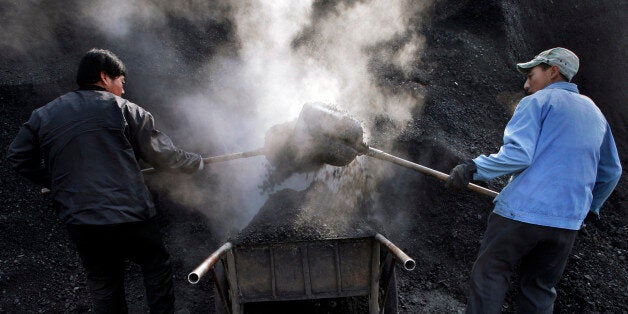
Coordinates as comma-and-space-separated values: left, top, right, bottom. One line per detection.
160, 0, 429, 232
3, 0, 431, 234
82, 1, 163, 38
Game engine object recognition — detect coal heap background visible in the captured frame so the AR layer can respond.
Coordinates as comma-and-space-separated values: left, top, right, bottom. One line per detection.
1, 1, 626, 313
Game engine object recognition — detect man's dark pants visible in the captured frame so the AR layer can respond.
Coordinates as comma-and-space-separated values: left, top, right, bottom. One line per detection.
67, 217, 175, 313
466, 213, 578, 314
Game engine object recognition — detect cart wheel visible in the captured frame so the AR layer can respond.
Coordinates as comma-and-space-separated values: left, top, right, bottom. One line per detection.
213, 262, 230, 314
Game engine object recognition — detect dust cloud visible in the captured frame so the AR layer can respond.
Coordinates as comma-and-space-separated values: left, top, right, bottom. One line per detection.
2, 0, 432, 236
180, 0, 431, 235
187, 0, 430, 234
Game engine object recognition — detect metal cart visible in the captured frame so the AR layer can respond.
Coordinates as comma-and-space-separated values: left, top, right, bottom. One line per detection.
189, 233, 414, 314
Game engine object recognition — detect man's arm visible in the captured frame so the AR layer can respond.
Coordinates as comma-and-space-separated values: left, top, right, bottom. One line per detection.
6, 116, 51, 187
123, 102, 203, 173
589, 124, 622, 215
472, 96, 544, 181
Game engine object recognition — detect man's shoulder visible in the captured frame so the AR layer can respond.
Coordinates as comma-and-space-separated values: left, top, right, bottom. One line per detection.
517, 92, 547, 109
31, 91, 79, 117
531, 87, 561, 99
35, 91, 152, 121
76, 90, 146, 112
43, 90, 107, 106
522, 85, 573, 105
117, 97, 150, 115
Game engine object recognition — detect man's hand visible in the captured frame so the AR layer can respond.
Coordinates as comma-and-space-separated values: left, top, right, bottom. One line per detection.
446, 160, 477, 190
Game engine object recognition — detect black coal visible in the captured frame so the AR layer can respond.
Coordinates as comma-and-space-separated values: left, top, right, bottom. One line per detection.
235, 180, 382, 245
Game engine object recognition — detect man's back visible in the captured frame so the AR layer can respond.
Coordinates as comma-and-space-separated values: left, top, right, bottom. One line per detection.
10, 89, 155, 224
452, 46, 622, 314
474, 82, 621, 229
6, 48, 199, 312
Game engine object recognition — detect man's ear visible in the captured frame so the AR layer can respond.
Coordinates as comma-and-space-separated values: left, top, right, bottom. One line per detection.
99, 71, 110, 85
551, 65, 562, 79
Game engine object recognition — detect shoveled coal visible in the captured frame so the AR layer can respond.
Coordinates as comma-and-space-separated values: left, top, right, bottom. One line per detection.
234, 180, 384, 245
260, 103, 365, 191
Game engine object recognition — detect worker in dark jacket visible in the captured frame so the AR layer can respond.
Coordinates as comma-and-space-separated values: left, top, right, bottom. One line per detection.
446, 47, 622, 313
7, 48, 203, 313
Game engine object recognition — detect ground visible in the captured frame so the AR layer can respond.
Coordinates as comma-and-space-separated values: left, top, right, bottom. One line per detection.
1, 1, 626, 313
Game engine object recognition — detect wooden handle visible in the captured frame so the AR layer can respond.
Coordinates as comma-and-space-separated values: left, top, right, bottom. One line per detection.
40, 149, 267, 193
366, 147, 499, 198
142, 148, 265, 174
202, 148, 265, 164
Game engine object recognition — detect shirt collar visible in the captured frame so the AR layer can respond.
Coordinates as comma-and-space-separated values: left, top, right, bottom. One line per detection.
543, 81, 579, 93
78, 85, 107, 92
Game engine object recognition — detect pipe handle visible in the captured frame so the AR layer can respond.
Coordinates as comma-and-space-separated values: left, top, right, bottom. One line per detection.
188, 242, 233, 284
375, 233, 415, 271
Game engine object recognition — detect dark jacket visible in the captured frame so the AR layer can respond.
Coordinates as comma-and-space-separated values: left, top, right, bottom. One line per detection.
7, 86, 202, 225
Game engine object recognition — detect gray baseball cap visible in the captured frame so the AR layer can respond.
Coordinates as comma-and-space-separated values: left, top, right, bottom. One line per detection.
517, 47, 580, 81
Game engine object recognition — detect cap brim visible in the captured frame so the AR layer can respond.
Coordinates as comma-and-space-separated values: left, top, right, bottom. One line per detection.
516, 60, 543, 73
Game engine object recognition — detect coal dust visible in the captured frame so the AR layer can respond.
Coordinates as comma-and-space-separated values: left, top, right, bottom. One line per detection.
0, 0, 429, 238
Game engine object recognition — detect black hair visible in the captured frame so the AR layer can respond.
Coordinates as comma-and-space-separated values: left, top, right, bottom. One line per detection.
539, 62, 568, 81
76, 48, 126, 86
538, 63, 552, 70
521, 63, 568, 81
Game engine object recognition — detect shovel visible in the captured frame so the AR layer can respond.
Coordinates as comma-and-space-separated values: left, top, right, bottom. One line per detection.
42, 103, 499, 198
294, 102, 499, 198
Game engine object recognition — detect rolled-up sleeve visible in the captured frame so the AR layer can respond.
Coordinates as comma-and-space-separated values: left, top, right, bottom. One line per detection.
123, 103, 203, 174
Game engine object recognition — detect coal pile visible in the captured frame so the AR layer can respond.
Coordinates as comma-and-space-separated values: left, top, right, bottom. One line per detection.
234, 181, 383, 245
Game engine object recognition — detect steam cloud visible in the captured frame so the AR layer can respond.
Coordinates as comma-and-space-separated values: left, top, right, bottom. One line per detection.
1, 0, 431, 236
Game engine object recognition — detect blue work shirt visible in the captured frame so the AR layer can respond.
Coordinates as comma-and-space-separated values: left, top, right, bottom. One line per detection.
473, 82, 621, 230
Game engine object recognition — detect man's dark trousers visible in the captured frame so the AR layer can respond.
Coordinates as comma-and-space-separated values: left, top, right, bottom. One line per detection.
466, 213, 578, 314
67, 217, 175, 313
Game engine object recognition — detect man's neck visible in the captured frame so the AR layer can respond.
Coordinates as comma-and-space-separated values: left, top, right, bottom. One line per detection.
78, 85, 107, 91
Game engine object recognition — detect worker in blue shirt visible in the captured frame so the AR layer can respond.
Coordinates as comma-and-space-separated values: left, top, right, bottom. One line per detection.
446, 47, 622, 313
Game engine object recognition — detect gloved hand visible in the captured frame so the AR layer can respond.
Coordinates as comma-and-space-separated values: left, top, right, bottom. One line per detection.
446, 160, 477, 190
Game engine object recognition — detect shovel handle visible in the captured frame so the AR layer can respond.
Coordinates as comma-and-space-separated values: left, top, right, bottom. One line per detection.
40, 148, 267, 194
142, 148, 265, 174
201, 148, 265, 164
366, 147, 499, 198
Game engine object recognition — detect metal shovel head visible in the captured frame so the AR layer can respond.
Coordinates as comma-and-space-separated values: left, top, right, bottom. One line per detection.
293, 102, 364, 167
264, 120, 298, 169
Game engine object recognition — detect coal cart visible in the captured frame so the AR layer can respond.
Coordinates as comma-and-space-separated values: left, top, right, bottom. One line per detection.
189, 232, 414, 314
